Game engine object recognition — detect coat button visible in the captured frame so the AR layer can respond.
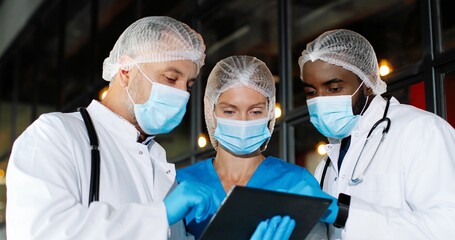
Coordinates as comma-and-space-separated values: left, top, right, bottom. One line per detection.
334, 177, 337, 181
139, 151, 143, 155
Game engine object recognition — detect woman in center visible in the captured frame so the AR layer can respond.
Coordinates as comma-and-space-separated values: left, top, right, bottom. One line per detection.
177, 55, 321, 238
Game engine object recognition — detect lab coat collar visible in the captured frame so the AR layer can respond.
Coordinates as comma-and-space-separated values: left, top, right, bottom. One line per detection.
324, 143, 341, 174
353, 95, 399, 137
86, 100, 141, 143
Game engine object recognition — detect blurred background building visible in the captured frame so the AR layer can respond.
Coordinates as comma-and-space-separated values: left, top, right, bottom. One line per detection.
0, 0, 454, 238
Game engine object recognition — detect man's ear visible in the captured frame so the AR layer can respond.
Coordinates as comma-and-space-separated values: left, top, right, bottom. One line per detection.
365, 86, 374, 97
117, 55, 134, 87
118, 69, 130, 87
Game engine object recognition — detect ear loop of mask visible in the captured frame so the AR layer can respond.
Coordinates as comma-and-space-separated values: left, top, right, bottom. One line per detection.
125, 64, 154, 105
352, 82, 369, 115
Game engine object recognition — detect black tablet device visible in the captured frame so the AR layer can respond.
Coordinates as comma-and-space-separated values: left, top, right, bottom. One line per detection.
199, 186, 331, 240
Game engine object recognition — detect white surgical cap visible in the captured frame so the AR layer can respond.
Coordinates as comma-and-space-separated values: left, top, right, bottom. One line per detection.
102, 16, 206, 81
298, 29, 387, 95
204, 55, 276, 151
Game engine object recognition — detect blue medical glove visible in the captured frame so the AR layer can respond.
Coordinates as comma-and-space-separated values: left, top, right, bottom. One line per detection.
250, 215, 296, 240
288, 182, 339, 224
164, 180, 219, 225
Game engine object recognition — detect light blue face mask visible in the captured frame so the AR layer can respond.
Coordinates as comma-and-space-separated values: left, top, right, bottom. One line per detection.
214, 117, 271, 156
307, 83, 365, 139
127, 66, 190, 135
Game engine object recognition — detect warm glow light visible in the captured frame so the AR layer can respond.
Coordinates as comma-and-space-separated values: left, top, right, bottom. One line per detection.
379, 59, 393, 76
198, 134, 208, 148
275, 103, 282, 119
0, 169, 5, 185
317, 142, 327, 155
379, 65, 390, 76
99, 86, 109, 100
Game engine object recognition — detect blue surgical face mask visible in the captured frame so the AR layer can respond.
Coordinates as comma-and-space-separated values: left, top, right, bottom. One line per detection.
126, 66, 190, 135
214, 117, 271, 156
307, 83, 365, 139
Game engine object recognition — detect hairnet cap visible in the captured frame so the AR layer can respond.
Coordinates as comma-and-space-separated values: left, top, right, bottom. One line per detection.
102, 16, 206, 81
298, 29, 387, 95
204, 55, 276, 151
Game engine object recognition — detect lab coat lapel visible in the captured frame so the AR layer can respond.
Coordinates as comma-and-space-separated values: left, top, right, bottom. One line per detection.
148, 140, 176, 201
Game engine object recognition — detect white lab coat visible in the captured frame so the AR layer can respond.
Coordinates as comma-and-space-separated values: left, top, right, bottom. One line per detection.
314, 95, 455, 240
6, 100, 191, 240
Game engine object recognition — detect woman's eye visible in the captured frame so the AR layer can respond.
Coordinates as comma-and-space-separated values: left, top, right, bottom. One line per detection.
252, 110, 263, 115
223, 110, 235, 115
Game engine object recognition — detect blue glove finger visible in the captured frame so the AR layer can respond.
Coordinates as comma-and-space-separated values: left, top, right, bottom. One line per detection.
272, 216, 295, 240
164, 180, 219, 225
263, 216, 282, 240
250, 220, 269, 240
283, 218, 296, 239
194, 187, 216, 222
320, 200, 339, 224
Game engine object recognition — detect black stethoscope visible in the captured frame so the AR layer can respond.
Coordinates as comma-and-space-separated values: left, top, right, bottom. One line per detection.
79, 107, 100, 205
320, 97, 391, 189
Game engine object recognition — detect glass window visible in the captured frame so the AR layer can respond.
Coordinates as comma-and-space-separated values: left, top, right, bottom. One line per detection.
63, 1, 95, 109
291, 0, 422, 109
15, 31, 42, 138
142, 0, 193, 18
196, 149, 216, 163
440, 0, 455, 51
292, 119, 327, 174
37, 3, 62, 112
0, 101, 10, 163
175, 158, 192, 170
388, 81, 426, 110
199, 0, 279, 70
0, 59, 13, 163
263, 129, 280, 159
444, 72, 455, 127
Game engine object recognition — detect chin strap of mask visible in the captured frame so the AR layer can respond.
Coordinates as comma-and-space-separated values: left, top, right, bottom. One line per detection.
78, 107, 100, 206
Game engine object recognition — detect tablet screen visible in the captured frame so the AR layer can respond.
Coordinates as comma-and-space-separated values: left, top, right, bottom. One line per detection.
199, 186, 331, 240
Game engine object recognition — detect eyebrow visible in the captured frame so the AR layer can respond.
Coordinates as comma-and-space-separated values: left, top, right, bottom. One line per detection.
217, 102, 267, 108
217, 102, 238, 108
165, 67, 197, 83
302, 78, 344, 88
164, 67, 182, 74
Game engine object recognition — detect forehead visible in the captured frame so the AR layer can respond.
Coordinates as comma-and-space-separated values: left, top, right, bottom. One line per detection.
217, 86, 267, 105
301, 60, 358, 85
141, 60, 198, 78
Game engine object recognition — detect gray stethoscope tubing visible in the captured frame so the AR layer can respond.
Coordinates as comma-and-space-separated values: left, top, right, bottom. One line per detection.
319, 97, 391, 188
350, 97, 391, 185
79, 107, 100, 205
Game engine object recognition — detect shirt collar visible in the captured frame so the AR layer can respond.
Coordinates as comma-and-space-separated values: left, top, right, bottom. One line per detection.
353, 95, 394, 136
86, 100, 142, 143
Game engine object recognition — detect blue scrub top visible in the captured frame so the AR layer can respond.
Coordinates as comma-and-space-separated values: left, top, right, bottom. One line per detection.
176, 156, 320, 239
